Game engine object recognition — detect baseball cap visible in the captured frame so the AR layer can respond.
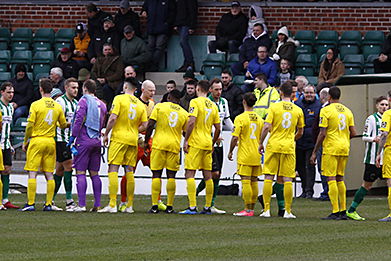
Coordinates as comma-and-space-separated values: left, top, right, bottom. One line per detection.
231, 1, 241, 7
78, 68, 90, 81
103, 16, 113, 23
120, 0, 130, 9
124, 25, 134, 34
60, 47, 71, 54
76, 23, 86, 33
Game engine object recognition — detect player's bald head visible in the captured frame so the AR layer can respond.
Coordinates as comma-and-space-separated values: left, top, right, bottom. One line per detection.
142, 80, 156, 92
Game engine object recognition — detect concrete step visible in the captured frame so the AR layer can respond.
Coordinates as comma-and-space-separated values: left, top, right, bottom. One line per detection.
145, 72, 186, 87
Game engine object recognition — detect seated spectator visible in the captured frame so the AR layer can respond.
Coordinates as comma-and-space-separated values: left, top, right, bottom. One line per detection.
51, 47, 79, 79
318, 48, 345, 86
85, 3, 111, 38
114, 0, 141, 39
208, 1, 248, 54
231, 23, 272, 76
243, 5, 267, 41
120, 25, 150, 71
374, 32, 391, 73
9, 64, 34, 123
91, 43, 124, 105
50, 67, 65, 93
269, 26, 299, 64
70, 23, 91, 70
141, 0, 176, 71
246, 45, 278, 87
220, 70, 243, 121
116, 65, 142, 97
277, 58, 295, 86
180, 79, 197, 111
252, 73, 280, 119
77, 68, 92, 99
161, 80, 177, 103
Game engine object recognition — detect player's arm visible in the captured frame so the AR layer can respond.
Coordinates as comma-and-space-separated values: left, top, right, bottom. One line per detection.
144, 119, 156, 149
228, 135, 238, 161
376, 130, 389, 168
183, 116, 196, 153
310, 127, 326, 165
103, 113, 118, 146
22, 121, 33, 152
258, 122, 271, 154
138, 121, 147, 133
349, 126, 357, 139
71, 99, 87, 139
362, 117, 376, 143
212, 122, 221, 147
223, 117, 234, 131
295, 127, 304, 141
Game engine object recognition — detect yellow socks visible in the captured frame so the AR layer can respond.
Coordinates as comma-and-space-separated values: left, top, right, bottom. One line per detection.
0, 178, 2, 202
151, 178, 161, 206
263, 179, 273, 211
108, 172, 118, 208
388, 187, 391, 212
328, 180, 339, 213
126, 172, 135, 208
284, 181, 293, 213
337, 181, 347, 211
46, 179, 55, 206
205, 179, 214, 208
166, 178, 176, 207
251, 180, 259, 206
27, 178, 37, 205
241, 179, 252, 209
186, 178, 196, 208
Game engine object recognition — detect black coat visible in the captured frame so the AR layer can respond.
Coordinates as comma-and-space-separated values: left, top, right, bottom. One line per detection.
239, 33, 272, 64
51, 56, 79, 79
221, 83, 243, 121
87, 9, 111, 38
174, 0, 197, 30
216, 11, 248, 43
9, 76, 34, 107
114, 9, 141, 38
142, 0, 176, 35
88, 27, 121, 59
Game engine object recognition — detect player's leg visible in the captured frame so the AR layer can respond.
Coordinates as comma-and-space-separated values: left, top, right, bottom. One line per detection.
20, 171, 38, 211
210, 147, 225, 213
281, 154, 296, 218
274, 176, 285, 217
379, 148, 391, 221
165, 169, 177, 213
320, 154, 340, 219
119, 175, 127, 209
196, 179, 205, 196
199, 149, 214, 214
108, 164, 120, 208
149, 170, 163, 213
260, 174, 274, 217
62, 159, 74, 208
378, 178, 391, 221
233, 173, 253, 217
123, 145, 139, 212
250, 173, 260, 211
43, 171, 55, 211
282, 176, 295, 219
40, 139, 57, 211
53, 163, 64, 199
2, 148, 18, 208
88, 144, 103, 212
335, 156, 348, 220
180, 146, 200, 214
74, 170, 87, 212
0, 177, 4, 210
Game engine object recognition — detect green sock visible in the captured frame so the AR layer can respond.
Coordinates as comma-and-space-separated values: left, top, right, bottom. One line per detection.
53, 174, 63, 200
273, 183, 285, 210
348, 186, 368, 213
196, 179, 205, 196
64, 171, 73, 200
211, 179, 219, 207
1, 174, 10, 200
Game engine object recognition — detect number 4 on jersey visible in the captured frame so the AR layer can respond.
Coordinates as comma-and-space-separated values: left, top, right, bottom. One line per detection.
44, 109, 53, 125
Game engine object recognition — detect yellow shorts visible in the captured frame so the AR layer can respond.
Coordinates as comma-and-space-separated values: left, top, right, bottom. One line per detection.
237, 164, 262, 177
382, 147, 391, 179
0, 148, 4, 171
321, 154, 348, 177
150, 149, 180, 171
25, 137, 56, 173
108, 140, 137, 167
263, 152, 296, 178
184, 146, 212, 171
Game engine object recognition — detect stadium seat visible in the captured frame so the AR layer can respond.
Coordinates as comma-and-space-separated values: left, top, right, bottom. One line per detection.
33, 42, 52, 52
11, 28, 33, 43
343, 54, 364, 75
0, 42, 8, 50
0, 50, 11, 64
362, 44, 381, 60
195, 74, 207, 81
33, 72, 49, 87
362, 31, 384, 45
307, 76, 318, 86
0, 28, 11, 43
32, 63, 51, 76
295, 54, 317, 77
294, 30, 315, 46
55, 29, 75, 43
11, 117, 28, 147
0, 72, 11, 84
11, 50, 32, 65
339, 45, 360, 60
316, 30, 339, 47
201, 53, 226, 80
233, 75, 245, 86
33, 28, 55, 43
295, 45, 313, 58
226, 53, 239, 68
27, 72, 33, 81
32, 51, 54, 64
339, 31, 362, 46
363, 54, 378, 74
11, 41, 30, 52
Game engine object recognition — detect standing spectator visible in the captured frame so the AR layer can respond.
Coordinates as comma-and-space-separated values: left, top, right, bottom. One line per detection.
141, 0, 176, 72
51, 47, 79, 79
120, 25, 150, 71
269, 26, 299, 64
114, 0, 141, 39
85, 3, 110, 38
174, 0, 198, 72
208, 1, 248, 54
161, 80, 177, 103
180, 79, 197, 111
243, 5, 267, 41
374, 32, 391, 73
295, 85, 322, 199
246, 45, 278, 87
252, 73, 280, 120
231, 24, 272, 76
70, 23, 91, 70
221, 70, 243, 121
91, 43, 124, 105
50, 67, 65, 93
318, 48, 345, 86
9, 64, 33, 123
277, 59, 295, 87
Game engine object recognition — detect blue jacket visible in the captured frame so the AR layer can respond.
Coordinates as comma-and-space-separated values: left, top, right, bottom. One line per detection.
295, 96, 322, 150
239, 33, 272, 64
247, 57, 278, 86
142, 0, 176, 35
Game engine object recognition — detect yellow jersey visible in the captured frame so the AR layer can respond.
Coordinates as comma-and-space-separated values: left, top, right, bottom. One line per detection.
319, 103, 355, 156
188, 97, 220, 150
27, 97, 67, 138
110, 94, 147, 146
232, 111, 264, 166
380, 109, 391, 148
265, 101, 305, 154
150, 102, 188, 153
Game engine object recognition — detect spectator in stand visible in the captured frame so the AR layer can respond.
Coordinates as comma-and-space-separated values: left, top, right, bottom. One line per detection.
116, 65, 142, 97
295, 85, 322, 199
9, 64, 34, 123
88, 16, 121, 65
208, 1, 248, 54
277, 58, 295, 87
141, 0, 176, 72
318, 48, 345, 86
51, 47, 79, 79
295, 75, 309, 98
231, 23, 272, 76
77, 68, 91, 100
245, 45, 278, 87
70, 23, 91, 70
174, 0, 198, 72
243, 5, 267, 41
180, 69, 196, 97
374, 32, 391, 73
50, 67, 65, 93
161, 80, 177, 103
85, 3, 110, 38
269, 26, 299, 65
220, 70, 243, 121
120, 25, 150, 72
180, 79, 197, 111
91, 43, 124, 105
114, 0, 141, 39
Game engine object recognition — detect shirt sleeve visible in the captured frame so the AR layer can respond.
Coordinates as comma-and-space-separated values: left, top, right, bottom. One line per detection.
297, 109, 305, 128
111, 96, 120, 116
362, 115, 373, 137
56, 97, 66, 114
182, 111, 189, 132
188, 99, 198, 117
232, 117, 242, 137
57, 105, 68, 129
318, 108, 328, 128
380, 112, 391, 132
213, 105, 220, 124
72, 98, 87, 138
348, 111, 355, 127
27, 104, 36, 124
140, 105, 148, 123
265, 104, 274, 124
149, 104, 159, 121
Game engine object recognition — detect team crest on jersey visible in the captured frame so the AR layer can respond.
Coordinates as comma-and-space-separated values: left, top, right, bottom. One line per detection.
381, 121, 387, 128
336, 105, 345, 112
189, 107, 194, 113
283, 103, 293, 111
319, 117, 323, 124
45, 100, 55, 108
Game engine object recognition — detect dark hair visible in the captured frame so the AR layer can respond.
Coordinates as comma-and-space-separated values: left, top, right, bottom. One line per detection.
166, 80, 176, 87
323, 48, 338, 72
64, 77, 78, 87
168, 89, 182, 101
124, 77, 139, 90
40, 78, 53, 94
254, 73, 267, 84
209, 78, 222, 87
286, 79, 297, 87
243, 92, 257, 107
83, 79, 97, 94
328, 86, 341, 100
221, 70, 232, 76
86, 3, 98, 12
185, 79, 197, 88
280, 58, 291, 67
376, 96, 387, 104
0, 82, 13, 92
253, 23, 264, 30
197, 80, 210, 93
14, 63, 26, 75
280, 81, 293, 97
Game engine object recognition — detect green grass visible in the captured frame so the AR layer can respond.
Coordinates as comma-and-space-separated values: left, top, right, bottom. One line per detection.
1, 195, 390, 261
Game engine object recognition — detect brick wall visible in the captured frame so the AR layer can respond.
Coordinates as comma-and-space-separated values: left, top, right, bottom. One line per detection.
1, 3, 391, 35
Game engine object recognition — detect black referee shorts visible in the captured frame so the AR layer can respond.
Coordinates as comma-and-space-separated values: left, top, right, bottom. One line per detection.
363, 163, 382, 182
212, 147, 224, 172
2, 149, 12, 166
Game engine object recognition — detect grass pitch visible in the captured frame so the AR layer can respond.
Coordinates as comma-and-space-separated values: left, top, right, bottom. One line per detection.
0, 194, 390, 261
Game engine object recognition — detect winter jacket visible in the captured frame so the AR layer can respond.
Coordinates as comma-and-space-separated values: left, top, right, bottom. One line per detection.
114, 8, 141, 38
51, 56, 79, 79
247, 57, 278, 86
221, 82, 243, 121
70, 33, 91, 61
239, 32, 272, 64
215, 11, 248, 43
269, 38, 298, 64
174, 0, 197, 29
87, 9, 111, 38
88, 27, 121, 59
120, 36, 151, 67
295, 96, 322, 150
91, 55, 124, 90
9, 76, 34, 107
318, 58, 345, 85
244, 5, 267, 41
180, 93, 196, 111
142, 0, 176, 35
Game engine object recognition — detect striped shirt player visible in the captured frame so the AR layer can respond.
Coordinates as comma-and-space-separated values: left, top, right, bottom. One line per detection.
0, 100, 14, 151
363, 112, 383, 166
